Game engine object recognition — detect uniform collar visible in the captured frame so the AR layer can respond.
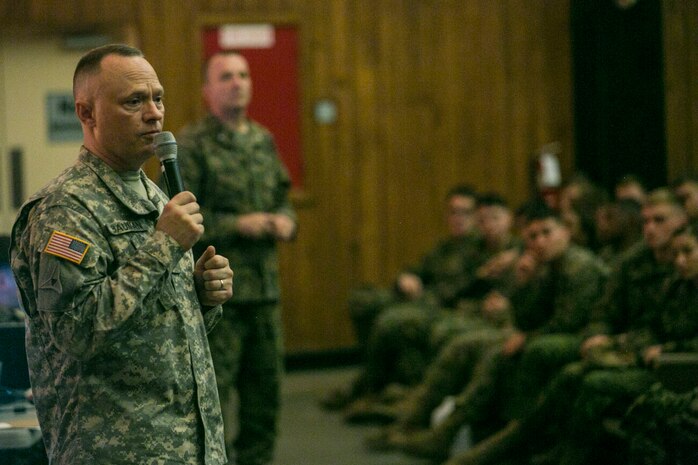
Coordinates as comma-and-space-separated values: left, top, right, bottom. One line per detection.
78, 147, 160, 216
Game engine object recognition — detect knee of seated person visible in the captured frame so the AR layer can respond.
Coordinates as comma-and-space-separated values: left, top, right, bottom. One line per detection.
522, 334, 576, 362
560, 360, 586, 378
580, 369, 617, 393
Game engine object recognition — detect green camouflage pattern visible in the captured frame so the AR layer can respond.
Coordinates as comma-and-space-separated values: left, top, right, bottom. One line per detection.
510, 245, 609, 336
622, 383, 698, 465
407, 234, 484, 308
356, 236, 519, 394
10, 149, 225, 465
496, 260, 698, 465
399, 327, 512, 429
591, 241, 673, 336
208, 302, 283, 465
348, 234, 480, 351
176, 115, 296, 304
496, 246, 609, 419
415, 245, 609, 450
176, 115, 294, 465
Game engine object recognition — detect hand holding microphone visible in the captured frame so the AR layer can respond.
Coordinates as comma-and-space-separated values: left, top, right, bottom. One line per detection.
154, 132, 202, 250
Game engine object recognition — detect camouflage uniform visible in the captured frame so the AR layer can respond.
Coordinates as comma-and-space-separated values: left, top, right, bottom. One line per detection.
557, 274, 698, 465
10, 149, 225, 465
177, 115, 296, 465
388, 245, 607, 462
452, 242, 681, 465
349, 234, 479, 352
499, 245, 609, 419
590, 241, 673, 337
357, 236, 519, 397
621, 384, 698, 465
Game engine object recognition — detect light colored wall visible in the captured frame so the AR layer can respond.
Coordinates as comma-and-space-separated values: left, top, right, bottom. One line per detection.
0, 34, 84, 234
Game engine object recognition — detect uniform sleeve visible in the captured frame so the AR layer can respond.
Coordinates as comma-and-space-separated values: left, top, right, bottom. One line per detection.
271, 145, 296, 222
27, 204, 186, 360
201, 305, 223, 333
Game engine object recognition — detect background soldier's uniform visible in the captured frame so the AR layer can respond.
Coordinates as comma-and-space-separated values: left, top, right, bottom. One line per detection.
591, 241, 673, 337
177, 115, 296, 465
456, 242, 686, 465
10, 150, 225, 465
561, 274, 698, 465
351, 236, 518, 405
501, 245, 609, 420
349, 233, 479, 352
392, 245, 607, 462
621, 384, 698, 465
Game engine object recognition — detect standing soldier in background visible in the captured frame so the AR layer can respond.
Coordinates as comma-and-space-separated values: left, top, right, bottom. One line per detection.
176, 50, 297, 465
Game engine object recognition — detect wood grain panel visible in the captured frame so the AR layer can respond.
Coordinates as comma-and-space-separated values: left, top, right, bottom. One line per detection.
663, 0, 698, 179
3, 0, 695, 355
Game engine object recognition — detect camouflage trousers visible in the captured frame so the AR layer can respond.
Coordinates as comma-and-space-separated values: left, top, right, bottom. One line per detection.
358, 302, 492, 395
417, 332, 582, 446
208, 301, 284, 465
622, 383, 698, 465
348, 285, 397, 353
404, 326, 511, 429
508, 360, 658, 465
562, 366, 657, 464
499, 333, 584, 420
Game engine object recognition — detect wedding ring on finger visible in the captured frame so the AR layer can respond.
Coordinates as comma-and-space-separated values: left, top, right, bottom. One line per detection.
219, 279, 224, 290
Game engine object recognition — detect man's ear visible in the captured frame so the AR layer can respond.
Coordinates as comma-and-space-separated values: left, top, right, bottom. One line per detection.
75, 101, 95, 127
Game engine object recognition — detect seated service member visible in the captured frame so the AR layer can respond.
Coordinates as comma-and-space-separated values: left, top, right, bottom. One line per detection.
10, 44, 233, 465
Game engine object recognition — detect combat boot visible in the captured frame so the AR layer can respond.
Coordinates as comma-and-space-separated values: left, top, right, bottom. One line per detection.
343, 395, 400, 424
387, 426, 451, 461
443, 420, 521, 465
388, 403, 472, 461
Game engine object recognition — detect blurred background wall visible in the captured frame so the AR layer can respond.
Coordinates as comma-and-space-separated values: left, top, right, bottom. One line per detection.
0, 0, 696, 356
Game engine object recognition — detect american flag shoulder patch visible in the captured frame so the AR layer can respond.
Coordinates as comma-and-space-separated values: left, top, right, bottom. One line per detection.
43, 231, 90, 264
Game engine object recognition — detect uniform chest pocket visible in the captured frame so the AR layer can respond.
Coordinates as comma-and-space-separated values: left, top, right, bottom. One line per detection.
106, 220, 152, 265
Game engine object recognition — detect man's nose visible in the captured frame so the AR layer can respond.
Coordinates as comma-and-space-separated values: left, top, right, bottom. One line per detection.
144, 101, 164, 121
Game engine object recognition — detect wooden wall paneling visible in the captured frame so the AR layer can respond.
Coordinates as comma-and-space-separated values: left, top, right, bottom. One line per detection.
412, 1, 448, 256
0, 0, 30, 26
458, 1, 484, 193
436, 2, 468, 202
280, 0, 358, 351
529, 1, 549, 150
481, 2, 510, 198
503, 0, 537, 204
79, 0, 105, 24
663, 0, 698, 180
353, 0, 389, 285
137, 0, 198, 179
20, 0, 136, 29
28, 0, 70, 27
662, 0, 685, 179
540, 0, 574, 179
466, 1, 491, 192
382, 2, 428, 278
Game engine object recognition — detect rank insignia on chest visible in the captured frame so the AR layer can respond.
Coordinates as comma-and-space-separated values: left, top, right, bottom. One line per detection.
44, 230, 90, 264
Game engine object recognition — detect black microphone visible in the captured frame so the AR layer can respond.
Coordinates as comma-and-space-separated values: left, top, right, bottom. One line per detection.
154, 131, 184, 197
